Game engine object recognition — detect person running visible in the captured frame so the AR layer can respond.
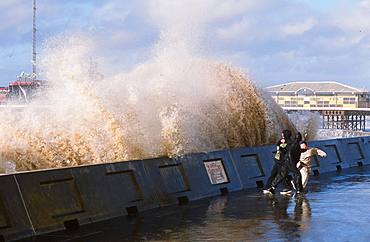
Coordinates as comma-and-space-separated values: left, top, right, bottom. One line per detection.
266, 132, 304, 195
297, 141, 327, 189
263, 130, 293, 194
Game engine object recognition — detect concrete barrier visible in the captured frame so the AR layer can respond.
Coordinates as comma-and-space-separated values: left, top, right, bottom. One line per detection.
306, 139, 349, 174
229, 145, 276, 189
0, 136, 369, 241
12, 160, 158, 236
142, 150, 242, 207
359, 136, 370, 162
0, 175, 34, 241
338, 136, 370, 167
102, 160, 158, 214
305, 137, 370, 176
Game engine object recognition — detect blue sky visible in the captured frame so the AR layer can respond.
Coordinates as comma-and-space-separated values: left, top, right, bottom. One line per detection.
0, 0, 369, 89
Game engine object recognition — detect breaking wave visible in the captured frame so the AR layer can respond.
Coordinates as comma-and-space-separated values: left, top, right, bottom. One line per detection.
0, 33, 300, 172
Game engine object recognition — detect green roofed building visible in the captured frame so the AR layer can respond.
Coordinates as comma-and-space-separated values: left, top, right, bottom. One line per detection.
264, 81, 370, 108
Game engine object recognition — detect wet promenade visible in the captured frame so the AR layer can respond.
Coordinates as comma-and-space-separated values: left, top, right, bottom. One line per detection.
18, 165, 370, 242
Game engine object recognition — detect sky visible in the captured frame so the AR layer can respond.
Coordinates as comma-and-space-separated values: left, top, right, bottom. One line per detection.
0, 0, 369, 89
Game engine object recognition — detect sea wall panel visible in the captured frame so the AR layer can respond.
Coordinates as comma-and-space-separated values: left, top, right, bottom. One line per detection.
229, 145, 276, 189
12, 160, 158, 235
142, 150, 242, 206
306, 139, 349, 174
0, 175, 34, 241
339, 136, 370, 166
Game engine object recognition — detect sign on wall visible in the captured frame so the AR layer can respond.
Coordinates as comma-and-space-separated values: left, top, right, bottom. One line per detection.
204, 160, 229, 185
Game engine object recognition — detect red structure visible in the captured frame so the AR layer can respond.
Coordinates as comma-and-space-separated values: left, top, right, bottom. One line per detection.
2, 72, 47, 103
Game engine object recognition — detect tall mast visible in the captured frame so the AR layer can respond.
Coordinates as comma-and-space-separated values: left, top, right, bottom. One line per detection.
32, 0, 36, 79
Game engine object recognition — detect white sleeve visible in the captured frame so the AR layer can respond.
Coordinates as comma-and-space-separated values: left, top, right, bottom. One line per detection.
314, 148, 327, 157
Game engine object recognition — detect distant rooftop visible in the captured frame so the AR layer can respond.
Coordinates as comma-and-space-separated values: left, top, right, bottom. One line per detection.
265, 81, 369, 94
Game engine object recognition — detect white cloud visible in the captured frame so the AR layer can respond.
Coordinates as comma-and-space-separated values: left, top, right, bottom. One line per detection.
147, 0, 262, 25
280, 18, 318, 37
93, 2, 130, 22
0, 1, 30, 33
334, 0, 370, 32
217, 18, 256, 42
202, 0, 267, 20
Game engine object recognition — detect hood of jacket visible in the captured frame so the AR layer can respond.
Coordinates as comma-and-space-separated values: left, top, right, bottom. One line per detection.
282, 130, 292, 141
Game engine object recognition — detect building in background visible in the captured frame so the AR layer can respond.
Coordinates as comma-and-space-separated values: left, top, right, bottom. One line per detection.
264, 81, 370, 108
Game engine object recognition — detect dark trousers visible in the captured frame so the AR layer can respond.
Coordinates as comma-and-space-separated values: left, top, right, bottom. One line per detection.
271, 162, 303, 192
265, 163, 292, 190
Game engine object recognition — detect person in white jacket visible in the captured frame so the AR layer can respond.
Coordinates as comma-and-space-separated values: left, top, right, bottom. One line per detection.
297, 141, 327, 189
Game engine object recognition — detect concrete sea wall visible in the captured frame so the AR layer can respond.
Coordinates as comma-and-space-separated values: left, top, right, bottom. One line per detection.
1, 136, 370, 241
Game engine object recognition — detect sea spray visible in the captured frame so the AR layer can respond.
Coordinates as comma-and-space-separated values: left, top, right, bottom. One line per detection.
287, 111, 321, 141
0, 0, 299, 172
0, 37, 296, 172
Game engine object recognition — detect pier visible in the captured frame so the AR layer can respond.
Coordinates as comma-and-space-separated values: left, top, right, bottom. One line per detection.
283, 107, 370, 131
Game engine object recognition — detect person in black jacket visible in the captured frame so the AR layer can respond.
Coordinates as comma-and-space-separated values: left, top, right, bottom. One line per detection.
266, 132, 304, 195
263, 130, 293, 194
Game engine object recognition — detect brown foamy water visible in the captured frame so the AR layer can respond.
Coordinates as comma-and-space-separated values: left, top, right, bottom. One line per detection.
0, 2, 300, 172
0, 57, 296, 172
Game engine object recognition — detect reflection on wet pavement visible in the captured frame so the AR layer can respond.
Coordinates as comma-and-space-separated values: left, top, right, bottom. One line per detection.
19, 165, 370, 241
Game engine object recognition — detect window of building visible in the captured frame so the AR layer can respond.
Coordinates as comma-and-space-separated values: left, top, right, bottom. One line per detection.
297, 88, 315, 95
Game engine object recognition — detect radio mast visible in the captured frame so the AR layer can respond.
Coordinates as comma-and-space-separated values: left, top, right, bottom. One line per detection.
32, 0, 36, 79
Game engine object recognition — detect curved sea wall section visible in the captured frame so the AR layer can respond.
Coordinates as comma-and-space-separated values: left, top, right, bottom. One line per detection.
1, 136, 370, 241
